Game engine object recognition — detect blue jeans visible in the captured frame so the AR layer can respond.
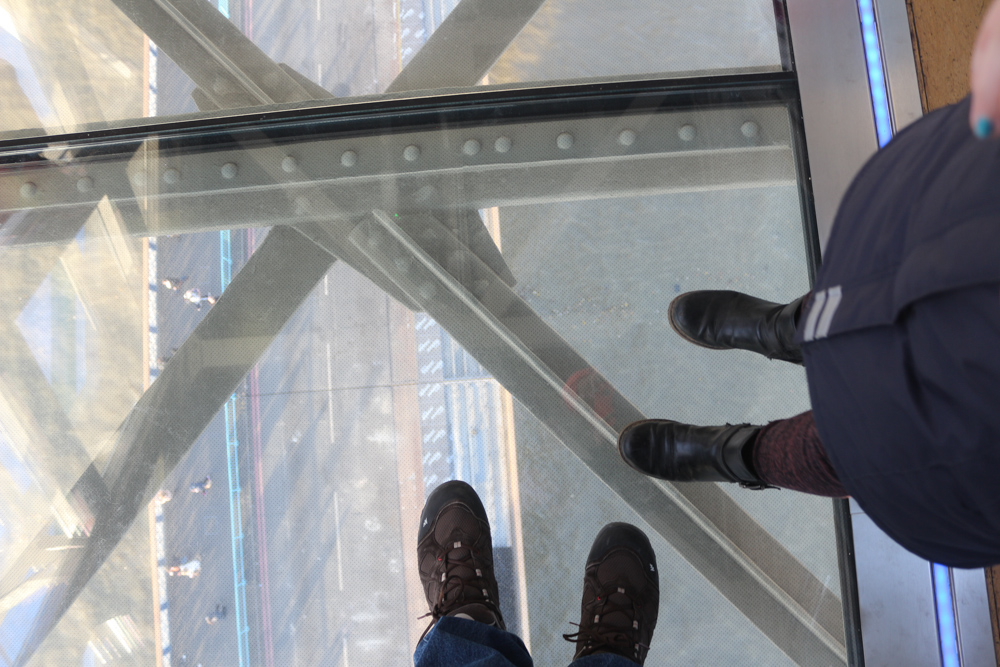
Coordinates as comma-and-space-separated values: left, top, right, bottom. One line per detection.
414, 616, 638, 667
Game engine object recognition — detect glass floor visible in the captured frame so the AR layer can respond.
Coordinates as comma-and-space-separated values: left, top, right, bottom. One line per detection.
0, 0, 849, 665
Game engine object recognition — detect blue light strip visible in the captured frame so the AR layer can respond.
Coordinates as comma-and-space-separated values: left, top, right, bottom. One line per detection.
856, 0, 893, 147
932, 563, 961, 667
224, 395, 251, 667
220, 230, 249, 667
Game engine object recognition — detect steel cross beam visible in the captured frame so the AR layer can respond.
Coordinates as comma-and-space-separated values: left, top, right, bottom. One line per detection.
109, 0, 549, 108
0, 1, 844, 664
5, 226, 336, 667
301, 210, 848, 665
109, 0, 314, 109
0, 0, 543, 662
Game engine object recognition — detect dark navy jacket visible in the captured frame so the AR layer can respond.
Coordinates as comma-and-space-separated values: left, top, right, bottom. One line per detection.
798, 97, 1000, 568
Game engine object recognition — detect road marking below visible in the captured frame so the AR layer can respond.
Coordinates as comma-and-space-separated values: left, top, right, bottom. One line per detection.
333, 491, 345, 591
326, 342, 335, 443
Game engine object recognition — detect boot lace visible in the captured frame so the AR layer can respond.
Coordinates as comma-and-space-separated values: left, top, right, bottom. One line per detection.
563, 587, 648, 661
418, 539, 497, 641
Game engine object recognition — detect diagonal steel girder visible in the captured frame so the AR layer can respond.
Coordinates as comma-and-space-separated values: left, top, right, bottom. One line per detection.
108, 0, 551, 106
5, 206, 848, 667
0, 0, 845, 664
7, 226, 336, 667
109, 0, 312, 108
297, 212, 848, 666
0, 0, 545, 662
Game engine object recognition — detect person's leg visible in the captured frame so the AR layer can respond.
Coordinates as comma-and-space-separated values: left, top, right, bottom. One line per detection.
617, 412, 848, 497
564, 523, 659, 666
753, 411, 848, 497
619, 289, 848, 493
415, 616, 532, 667
413, 480, 533, 667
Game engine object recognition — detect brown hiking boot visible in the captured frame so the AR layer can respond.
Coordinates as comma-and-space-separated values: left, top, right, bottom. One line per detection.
416, 480, 505, 640
564, 523, 659, 665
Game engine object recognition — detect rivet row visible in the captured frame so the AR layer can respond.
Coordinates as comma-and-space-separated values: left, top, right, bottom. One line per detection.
11, 121, 763, 201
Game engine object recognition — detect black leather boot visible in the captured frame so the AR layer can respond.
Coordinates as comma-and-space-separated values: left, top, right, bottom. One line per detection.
668, 291, 806, 364
617, 419, 775, 490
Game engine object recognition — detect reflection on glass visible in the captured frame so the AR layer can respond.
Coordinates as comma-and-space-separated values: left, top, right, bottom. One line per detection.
0, 0, 786, 137
0, 79, 846, 667
0, 0, 842, 663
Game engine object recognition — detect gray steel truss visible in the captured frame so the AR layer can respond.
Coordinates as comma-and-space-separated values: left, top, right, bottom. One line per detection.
3, 227, 336, 666
0, 0, 846, 664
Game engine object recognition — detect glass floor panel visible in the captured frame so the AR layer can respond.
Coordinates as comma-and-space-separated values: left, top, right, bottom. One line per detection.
0, 83, 846, 666
0, 0, 851, 665
0, 0, 786, 136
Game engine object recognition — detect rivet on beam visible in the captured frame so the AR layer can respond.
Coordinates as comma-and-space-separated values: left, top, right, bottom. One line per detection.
462, 139, 481, 156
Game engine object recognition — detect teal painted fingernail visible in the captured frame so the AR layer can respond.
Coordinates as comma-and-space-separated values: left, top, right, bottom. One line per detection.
975, 116, 994, 139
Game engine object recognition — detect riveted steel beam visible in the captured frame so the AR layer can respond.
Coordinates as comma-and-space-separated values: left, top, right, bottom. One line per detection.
0, 106, 794, 245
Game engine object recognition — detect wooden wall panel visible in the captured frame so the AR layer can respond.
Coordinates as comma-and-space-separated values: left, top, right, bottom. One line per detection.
905, 0, 991, 111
